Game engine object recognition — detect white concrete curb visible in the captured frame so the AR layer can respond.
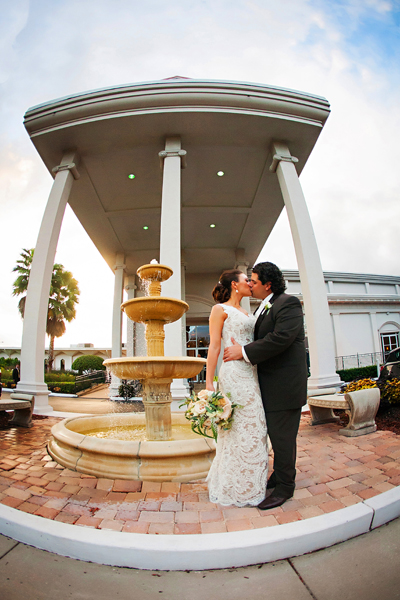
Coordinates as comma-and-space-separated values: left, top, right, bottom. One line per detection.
364, 486, 400, 529
2, 492, 399, 570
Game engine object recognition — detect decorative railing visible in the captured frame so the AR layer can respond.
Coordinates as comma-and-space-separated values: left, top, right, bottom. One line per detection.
335, 352, 383, 372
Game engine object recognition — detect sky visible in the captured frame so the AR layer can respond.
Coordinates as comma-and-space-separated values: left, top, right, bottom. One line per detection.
1, 0, 399, 349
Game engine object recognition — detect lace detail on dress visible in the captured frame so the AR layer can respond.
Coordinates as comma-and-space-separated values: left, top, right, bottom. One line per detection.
206, 304, 268, 507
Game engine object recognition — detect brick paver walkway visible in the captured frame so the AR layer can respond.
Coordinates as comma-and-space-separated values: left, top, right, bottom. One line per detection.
1, 415, 400, 535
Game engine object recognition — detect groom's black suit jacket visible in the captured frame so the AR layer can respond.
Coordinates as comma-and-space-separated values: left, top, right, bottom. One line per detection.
244, 293, 307, 412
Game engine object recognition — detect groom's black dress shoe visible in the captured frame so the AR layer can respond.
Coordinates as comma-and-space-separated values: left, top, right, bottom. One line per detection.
258, 494, 292, 510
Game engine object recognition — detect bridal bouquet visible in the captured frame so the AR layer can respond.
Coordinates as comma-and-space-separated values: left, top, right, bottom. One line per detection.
180, 389, 241, 441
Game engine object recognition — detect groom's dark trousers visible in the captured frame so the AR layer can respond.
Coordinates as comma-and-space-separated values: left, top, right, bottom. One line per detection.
244, 293, 308, 499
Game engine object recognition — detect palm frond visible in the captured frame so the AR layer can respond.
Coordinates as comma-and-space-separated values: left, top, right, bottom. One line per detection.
12, 248, 80, 343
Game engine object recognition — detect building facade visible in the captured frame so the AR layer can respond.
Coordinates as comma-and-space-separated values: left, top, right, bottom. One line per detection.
4, 270, 398, 381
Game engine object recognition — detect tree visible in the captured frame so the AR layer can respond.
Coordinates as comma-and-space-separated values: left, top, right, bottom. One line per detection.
72, 355, 105, 373
12, 248, 80, 371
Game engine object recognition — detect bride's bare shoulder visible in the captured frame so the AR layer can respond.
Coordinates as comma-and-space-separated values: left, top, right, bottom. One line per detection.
210, 304, 227, 318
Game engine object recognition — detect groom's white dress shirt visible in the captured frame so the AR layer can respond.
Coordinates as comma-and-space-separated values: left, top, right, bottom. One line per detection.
242, 293, 273, 363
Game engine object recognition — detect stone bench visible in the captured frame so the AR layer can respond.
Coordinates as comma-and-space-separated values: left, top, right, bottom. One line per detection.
307, 387, 380, 437
0, 393, 35, 428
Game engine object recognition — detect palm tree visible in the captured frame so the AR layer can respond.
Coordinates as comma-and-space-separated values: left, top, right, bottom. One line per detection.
12, 248, 80, 371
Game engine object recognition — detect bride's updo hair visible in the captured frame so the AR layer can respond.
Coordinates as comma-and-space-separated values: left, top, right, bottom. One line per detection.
212, 269, 243, 303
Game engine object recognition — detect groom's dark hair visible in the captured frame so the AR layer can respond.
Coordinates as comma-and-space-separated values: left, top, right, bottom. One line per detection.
252, 262, 286, 295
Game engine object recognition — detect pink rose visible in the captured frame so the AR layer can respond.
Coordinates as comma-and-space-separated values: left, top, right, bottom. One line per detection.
215, 396, 232, 422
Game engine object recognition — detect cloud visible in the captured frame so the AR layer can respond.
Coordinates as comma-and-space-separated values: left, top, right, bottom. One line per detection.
1, 0, 400, 346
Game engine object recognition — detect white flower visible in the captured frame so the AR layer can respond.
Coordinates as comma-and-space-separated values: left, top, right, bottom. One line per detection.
192, 399, 208, 415
198, 389, 213, 401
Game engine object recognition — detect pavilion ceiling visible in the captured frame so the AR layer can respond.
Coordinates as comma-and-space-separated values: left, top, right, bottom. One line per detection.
24, 79, 330, 276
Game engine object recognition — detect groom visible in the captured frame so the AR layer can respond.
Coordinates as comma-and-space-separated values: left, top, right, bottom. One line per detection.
223, 261, 307, 509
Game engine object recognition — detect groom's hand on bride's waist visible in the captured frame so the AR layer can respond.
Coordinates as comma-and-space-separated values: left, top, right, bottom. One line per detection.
223, 338, 243, 361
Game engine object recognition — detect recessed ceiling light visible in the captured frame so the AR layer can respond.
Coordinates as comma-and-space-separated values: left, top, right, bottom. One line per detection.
210, 224, 216, 228
217, 171, 224, 177
128, 173, 136, 179
143, 225, 149, 230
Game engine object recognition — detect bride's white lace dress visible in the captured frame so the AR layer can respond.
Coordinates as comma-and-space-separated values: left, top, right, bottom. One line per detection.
207, 304, 268, 507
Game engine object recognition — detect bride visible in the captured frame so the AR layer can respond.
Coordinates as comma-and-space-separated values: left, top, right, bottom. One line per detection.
205, 269, 268, 507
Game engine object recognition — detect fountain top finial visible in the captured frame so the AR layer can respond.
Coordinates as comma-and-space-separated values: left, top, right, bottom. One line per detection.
137, 263, 173, 284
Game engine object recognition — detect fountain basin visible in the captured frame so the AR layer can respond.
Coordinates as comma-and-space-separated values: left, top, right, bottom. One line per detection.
121, 297, 189, 323
103, 356, 206, 380
48, 413, 216, 482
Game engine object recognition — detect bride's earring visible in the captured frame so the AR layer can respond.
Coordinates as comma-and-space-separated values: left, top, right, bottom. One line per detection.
235, 289, 239, 293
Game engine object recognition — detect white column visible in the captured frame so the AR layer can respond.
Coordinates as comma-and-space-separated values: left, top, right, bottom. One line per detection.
109, 253, 125, 398
125, 276, 137, 358
369, 311, 381, 355
369, 312, 382, 376
17, 151, 79, 413
331, 313, 343, 357
180, 262, 187, 354
271, 142, 341, 390
159, 137, 189, 401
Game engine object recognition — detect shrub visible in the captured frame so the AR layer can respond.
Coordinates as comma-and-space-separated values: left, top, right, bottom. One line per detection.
0, 369, 13, 381
337, 366, 378, 382
342, 377, 400, 406
47, 382, 77, 394
343, 378, 378, 393
118, 380, 142, 400
72, 355, 105, 374
380, 378, 400, 405
2, 380, 15, 388
50, 369, 76, 377
0, 357, 19, 368
45, 373, 75, 383
46, 381, 92, 393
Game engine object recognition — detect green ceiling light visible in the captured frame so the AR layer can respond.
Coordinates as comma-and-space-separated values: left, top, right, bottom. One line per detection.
210, 224, 216, 228
128, 173, 136, 179
217, 171, 224, 176
143, 225, 149, 230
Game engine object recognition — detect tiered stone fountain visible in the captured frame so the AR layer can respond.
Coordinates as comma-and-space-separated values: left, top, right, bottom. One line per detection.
48, 263, 215, 482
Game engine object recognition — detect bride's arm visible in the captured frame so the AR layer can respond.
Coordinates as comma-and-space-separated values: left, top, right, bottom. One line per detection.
205, 305, 226, 391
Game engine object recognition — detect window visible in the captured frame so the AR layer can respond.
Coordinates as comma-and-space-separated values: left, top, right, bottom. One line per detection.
186, 325, 210, 383
381, 332, 399, 360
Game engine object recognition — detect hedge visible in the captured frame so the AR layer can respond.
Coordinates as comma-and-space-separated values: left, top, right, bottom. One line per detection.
1, 380, 94, 394
45, 373, 75, 383
47, 380, 92, 394
1, 380, 16, 389
46, 382, 77, 394
336, 365, 378, 382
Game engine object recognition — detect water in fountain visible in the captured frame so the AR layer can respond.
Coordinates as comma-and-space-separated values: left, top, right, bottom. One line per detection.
83, 422, 198, 441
